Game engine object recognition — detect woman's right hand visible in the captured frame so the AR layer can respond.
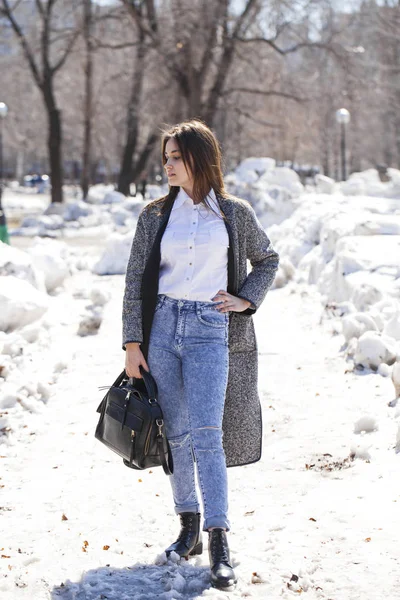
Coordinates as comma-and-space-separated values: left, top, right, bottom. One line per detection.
125, 343, 149, 379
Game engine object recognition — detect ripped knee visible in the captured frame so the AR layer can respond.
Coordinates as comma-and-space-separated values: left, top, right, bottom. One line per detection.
168, 431, 191, 450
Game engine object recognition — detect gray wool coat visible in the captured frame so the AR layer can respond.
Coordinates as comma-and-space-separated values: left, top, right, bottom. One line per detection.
122, 193, 279, 467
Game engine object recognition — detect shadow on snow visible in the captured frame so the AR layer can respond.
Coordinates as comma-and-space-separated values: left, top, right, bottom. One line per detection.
50, 560, 212, 600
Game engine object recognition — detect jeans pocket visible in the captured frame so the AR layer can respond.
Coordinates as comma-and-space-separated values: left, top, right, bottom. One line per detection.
196, 307, 228, 328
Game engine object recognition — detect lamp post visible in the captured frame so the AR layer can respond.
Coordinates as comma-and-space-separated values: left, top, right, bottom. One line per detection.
0, 101, 10, 244
335, 108, 351, 182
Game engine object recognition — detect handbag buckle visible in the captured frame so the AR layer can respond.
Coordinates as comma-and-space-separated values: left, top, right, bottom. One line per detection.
156, 419, 164, 437
148, 397, 157, 404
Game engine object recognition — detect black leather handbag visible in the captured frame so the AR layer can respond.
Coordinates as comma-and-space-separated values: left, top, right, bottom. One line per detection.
95, 367, 173, 475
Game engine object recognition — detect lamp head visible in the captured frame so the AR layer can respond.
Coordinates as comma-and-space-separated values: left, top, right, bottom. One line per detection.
336, 108, 350, 125
0, 103, 9, 119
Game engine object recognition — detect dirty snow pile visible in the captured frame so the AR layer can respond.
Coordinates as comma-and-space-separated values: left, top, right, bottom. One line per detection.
9, 185, 154, 239
339, 167, 400, 198
269, 190, 400, 374
225, 157, 305, 228
0, 240, 109, 442
11, 192, 141, 239
2, 184, 50, 221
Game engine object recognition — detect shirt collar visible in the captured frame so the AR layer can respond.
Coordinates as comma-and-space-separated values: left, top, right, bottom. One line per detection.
173, 187, 218, 211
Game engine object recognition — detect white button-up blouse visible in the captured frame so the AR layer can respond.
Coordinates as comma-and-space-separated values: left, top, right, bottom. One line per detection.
158, 188, 229, 301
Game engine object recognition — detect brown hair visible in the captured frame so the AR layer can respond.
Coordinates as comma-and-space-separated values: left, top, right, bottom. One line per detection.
160, 119, 228, 210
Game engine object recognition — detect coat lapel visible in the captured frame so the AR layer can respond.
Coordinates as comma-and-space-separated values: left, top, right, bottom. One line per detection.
217, 195, 239, 295
140, 200, 174, 359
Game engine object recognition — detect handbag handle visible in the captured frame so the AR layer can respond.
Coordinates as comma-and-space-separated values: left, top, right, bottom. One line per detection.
127, 365, 158, 401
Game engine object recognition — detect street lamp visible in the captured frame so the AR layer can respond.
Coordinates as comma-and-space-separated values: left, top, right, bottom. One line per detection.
335, 108, 351, 182
0, 101, 10, 244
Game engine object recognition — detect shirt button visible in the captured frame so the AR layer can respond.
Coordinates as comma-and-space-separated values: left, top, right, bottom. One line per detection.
189, 246, 193, 249
189, 263, 192, 266
186, 277, 190, 280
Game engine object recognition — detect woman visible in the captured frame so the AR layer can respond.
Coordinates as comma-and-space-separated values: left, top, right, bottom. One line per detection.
123, 119, 279, 590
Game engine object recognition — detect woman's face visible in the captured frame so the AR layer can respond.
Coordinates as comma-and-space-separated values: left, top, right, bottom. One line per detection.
164, 138, 194, 190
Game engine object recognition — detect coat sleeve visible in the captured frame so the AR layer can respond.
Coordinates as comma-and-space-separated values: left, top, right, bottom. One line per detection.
122, 211, 147, 349
237, 204, 279, 315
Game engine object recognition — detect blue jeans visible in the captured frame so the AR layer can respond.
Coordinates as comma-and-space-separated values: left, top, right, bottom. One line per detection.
147, 294, 230, 531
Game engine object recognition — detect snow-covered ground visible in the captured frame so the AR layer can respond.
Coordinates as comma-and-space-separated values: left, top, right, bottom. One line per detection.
0, 280, 399, 600
1, 161, 400, 598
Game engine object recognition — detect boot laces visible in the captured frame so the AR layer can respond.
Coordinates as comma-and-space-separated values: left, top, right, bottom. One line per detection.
211, 530, 229, 564
176, 515, 195, 546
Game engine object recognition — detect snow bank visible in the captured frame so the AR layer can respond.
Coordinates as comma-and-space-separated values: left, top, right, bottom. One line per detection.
270, 192, 400, 371
93, 232, 133, 276
30, 239, 70, 292
0, 237, 81, 439
339, 167, 400, 198
0, 266, 110, 444
0, 241, 44, 291
11, 192, 146, 238
315, 174, 336, 194
0, 276, 49, 331
225, 157, 304, 227
86, 184, 116, 204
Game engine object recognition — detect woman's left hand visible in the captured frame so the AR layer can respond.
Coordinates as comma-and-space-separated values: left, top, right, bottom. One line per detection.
211, 290, 252, 313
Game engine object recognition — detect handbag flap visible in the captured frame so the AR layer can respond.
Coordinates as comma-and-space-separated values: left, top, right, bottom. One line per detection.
105, 401, 144, 432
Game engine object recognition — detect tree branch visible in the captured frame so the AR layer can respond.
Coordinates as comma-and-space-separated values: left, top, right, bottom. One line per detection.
35, 0, 45, 18
232, 0, 258, 38
122, 0, 189, 97
51, 27, 81, 74
92, 38, 141, 50
199, 3, 225, 81
229, 105, 283, 129
236, 36, 343, 60
1, 0, 42, 87
222, 87, 305, 103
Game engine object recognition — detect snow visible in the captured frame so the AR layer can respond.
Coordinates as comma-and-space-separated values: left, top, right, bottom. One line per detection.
340, 168, 400, 198
314, 174, 335, 195
30, 239, 70, 292
393, 362, 400, 398
269, 190, 400, 372
0, 240, 45, 290
93, 233, 133, 276
1, 282, 400, 599
0, 276, 49, 331
354, 331, 398, 371
225, 158, 305, 228
0, 163, 400, 598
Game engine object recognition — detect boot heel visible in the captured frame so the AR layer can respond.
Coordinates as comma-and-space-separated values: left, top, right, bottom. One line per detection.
189, 541, 203, 556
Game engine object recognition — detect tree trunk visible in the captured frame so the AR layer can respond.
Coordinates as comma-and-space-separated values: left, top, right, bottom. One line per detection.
204, 43, 235, 126
81, 0, 93, 200
118, 125, 137, 196
117, 26, 146, 196
47, 106, 63, 203
43, 79, 64, 203
132, 132, 158, 184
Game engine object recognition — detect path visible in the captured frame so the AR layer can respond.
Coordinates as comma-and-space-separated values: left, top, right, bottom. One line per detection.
0, 277, 398, 600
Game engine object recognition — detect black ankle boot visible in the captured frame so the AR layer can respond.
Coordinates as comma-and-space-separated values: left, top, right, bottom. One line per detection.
208, 528, 237, 590
165, 512, 203, 559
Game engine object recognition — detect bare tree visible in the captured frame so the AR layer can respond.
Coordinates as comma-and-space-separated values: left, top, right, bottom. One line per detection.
81, 0, 93, 198
1, 0, 80, 203
117, 2, 151, 195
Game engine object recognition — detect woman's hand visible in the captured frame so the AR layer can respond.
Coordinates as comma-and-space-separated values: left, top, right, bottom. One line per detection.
211, 290, 252, 313
125, 343, 149, 378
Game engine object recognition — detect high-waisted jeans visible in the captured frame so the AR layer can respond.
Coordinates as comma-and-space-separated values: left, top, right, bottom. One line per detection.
147, 294, 230, 531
